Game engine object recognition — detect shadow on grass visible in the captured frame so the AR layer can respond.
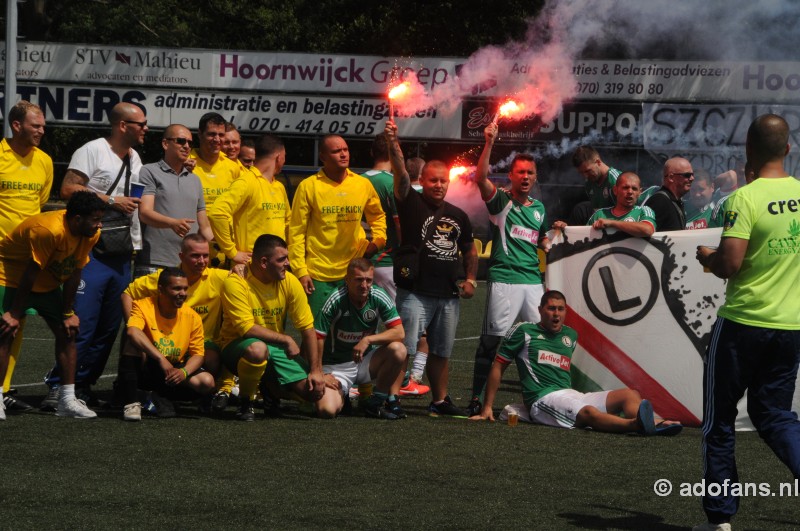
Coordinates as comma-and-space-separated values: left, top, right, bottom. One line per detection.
558, 505, 686, 530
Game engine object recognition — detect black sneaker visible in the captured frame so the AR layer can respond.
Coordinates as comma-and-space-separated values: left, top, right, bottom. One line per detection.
40, 386, 59, 412
386, 399, 407, 419
149, 392, 176, 418
428, 395, 468, 417
197, 394, 213, 415
466, 398, 483, 417
211, 391, 230, 413
364, 399, 402, 420
3, 395, 34, 412
76, 385, 103, 407
261, 395, 281, 418
237, 402, 255, 422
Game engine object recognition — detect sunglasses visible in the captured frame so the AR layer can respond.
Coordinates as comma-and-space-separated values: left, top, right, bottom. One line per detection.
124, 120, 148, 128
670, 172, 694, 179
165, 137, 193, 147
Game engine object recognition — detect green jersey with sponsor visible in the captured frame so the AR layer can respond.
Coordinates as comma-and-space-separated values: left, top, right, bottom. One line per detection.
587, 204, 657, 228
497, 322, 578, 406
586, 167, 621, 210
718, 176, 800, 329
686, 195, 728, 230
315, 285, 402, 364
485, 188, 546, 284
363, 170, 398, 268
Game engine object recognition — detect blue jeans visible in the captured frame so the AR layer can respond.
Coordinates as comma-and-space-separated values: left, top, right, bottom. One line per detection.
396, 288, 459, 359
702, 317, 800, 523
45, 251, 131, 387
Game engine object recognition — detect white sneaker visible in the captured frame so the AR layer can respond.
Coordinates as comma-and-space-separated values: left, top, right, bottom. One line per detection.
56, 397, 97, 418
0, 399, 6, 421
123, 402, 142, 422
692, 523, 732, 531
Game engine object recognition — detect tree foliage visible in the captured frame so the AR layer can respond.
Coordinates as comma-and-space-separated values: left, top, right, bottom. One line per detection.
23, 0, 544, 56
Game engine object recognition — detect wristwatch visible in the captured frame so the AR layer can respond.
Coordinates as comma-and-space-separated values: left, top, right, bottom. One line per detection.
464, 279, 478, 288
107, 196, 116, 205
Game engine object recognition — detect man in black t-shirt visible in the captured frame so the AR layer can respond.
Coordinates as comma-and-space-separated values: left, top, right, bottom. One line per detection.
642, 157, 694, 231
385, 120, 478, 417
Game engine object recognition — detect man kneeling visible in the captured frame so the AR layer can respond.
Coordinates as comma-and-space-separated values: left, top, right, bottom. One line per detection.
118, 268, 215, 420
315, 258, 407, 419
471, 290, 681, 435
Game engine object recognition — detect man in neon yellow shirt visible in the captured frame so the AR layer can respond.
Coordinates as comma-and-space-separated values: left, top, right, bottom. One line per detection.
0, 100, 53, 412
122, 234, 228, 389
288, 134, 386, 316
208, 135, 291, 266
695, 114, 800, 531
117, 267, 214, 421
218, 234, 324, 421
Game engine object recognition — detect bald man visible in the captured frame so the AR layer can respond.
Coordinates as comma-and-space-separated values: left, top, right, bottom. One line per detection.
587, 172, 656, 237
44, 102, 147, 407
288, 134, 386, 318
642, 157, 694, 231
135, 124, 214, 277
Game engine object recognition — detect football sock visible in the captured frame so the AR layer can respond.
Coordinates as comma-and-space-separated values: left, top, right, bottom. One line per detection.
237, 358, 267, 402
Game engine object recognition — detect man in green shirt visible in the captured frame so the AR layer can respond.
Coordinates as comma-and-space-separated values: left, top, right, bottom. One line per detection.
572, 146, 622, 210
470, 290, 681, 436
468, 122, 550, 416
314, 258, 407, 420
587, 172, 657, 237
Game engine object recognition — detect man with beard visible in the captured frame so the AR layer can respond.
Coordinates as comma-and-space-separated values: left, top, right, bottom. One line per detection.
0, 192, 105, 420
44, 103, 146, 406
0, 101, 53, 412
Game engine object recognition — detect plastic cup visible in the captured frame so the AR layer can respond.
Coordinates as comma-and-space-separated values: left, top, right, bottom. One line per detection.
130, 182, 145, 199
508, 412, 519, 427
701, 246, 718, 273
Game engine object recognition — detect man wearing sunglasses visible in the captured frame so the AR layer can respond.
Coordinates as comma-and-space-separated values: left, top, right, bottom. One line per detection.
642, 157, 694, 231
135, 125, 214, 278
44, 102, 147, 408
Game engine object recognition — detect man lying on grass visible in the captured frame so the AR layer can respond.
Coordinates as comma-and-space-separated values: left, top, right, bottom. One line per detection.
470, 290, 682, 436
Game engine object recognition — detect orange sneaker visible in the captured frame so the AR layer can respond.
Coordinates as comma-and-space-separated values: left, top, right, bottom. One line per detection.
399, 379, 430, 397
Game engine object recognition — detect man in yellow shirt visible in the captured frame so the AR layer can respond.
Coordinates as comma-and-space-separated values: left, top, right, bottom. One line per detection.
222, 123, 242, 164
0, 191, 105, 420
238, 139, 256, 169
209, 135, 291, 266
189, 112, 240, 208
218, 234, 324, 421
122, 234, 228, 389
0, 100, 54, 412
288, 134, 386, 317
117, 267, 214, 421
